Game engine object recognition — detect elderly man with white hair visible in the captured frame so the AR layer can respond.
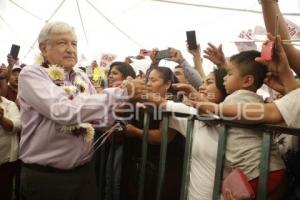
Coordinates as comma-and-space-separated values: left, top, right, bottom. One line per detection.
18, 21, 146, 200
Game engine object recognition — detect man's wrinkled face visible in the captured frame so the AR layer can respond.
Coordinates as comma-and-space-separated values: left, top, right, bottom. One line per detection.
40, 32, 77, 70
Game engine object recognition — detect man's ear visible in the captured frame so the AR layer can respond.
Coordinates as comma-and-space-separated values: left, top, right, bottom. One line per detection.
242, 75, 255, 88
39, 42, 47, 56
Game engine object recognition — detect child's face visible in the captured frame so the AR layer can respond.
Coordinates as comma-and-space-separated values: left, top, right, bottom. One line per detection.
223, 62, 244, 94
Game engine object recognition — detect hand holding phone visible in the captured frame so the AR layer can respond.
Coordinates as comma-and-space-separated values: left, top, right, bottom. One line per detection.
261, 41, 274, 61
155, 49, 171, 60
186, 31, 197, 50
9, 44, 20, 60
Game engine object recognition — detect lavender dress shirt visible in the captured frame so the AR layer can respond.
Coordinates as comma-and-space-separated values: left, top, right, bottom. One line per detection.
18, 65, 127, 169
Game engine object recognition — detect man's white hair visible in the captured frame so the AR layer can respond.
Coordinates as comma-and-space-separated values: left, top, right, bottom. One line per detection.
38, 21, 77, 43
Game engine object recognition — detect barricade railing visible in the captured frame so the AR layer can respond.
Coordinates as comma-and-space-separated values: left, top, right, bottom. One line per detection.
94, 111, 300, 200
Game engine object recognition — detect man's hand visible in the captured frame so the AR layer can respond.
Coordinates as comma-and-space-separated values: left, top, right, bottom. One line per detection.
124, 56, 134, 64
255, 34, 299, 93
187, 43, 201, 57
167, 48, 185, 64
7, 54, 17, 68
264, 72, 285, 94
203, 43, 226, 67
256, 34, 290, 77
125, 77, 149, 101
150, 48, 159, 65
188, 91, 208, 102
172, 83, 197, 95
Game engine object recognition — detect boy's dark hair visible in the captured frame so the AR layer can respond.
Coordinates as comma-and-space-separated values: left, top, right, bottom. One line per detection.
230, 50, 267, 90
108, 62, 136, 79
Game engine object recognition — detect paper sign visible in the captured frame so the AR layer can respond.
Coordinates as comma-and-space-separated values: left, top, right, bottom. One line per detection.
235, 29, 257, 52
285, 18, 300, 39
99, 53, 116, 69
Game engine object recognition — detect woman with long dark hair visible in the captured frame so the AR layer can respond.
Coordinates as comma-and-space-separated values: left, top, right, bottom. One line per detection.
121, 66, 185, 200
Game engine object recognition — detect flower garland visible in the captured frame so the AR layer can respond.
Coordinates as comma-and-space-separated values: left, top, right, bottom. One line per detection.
47, 65, 94, 142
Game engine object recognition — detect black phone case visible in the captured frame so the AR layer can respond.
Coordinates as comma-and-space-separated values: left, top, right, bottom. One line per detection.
186, 31, 197, 50
10, 44, 20, 59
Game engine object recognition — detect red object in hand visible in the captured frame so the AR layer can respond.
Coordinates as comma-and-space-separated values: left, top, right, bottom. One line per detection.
222, 168, 255, 200
261, 41, 274, 61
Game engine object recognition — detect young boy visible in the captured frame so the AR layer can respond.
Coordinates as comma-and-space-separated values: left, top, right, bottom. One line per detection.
221, 50, 285, 195
177, 36, 300, 199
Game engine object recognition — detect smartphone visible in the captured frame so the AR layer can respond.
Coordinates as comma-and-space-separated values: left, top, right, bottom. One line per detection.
261, 41, 274, 61
156, 49, 171, 60
186, 31, 197, 50
10, 44, 20, 60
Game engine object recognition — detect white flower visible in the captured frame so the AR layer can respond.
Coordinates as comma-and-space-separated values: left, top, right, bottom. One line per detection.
46, 66, 94, 142
80, 123, 95, 142
48, 65, 64, 81
63, 124, 79, 134
74, 76, 88, 92
62, 85, 77, 96
63, 123, 94, 143
35, 53, 44, 64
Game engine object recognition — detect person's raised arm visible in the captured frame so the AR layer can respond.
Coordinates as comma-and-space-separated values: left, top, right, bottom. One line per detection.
18, 67, 147, 125
261, 0, 300, 76
256, 35, 299, 94
168, 47, 202, 88
203, 43, 227, 68
6, 55, 16, 80
187, 44, 206, 80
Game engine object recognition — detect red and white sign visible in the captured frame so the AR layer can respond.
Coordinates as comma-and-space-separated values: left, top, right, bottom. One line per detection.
99, 53, 116, 69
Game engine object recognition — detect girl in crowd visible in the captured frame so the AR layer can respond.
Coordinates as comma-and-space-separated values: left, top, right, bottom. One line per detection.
107, 61, 136, 87
104, 61, 136, 200
163, 68, 228, 200
121, 67, 185, 200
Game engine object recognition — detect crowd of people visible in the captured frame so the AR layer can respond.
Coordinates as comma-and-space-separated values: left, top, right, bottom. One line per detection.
1, 1, 300, 200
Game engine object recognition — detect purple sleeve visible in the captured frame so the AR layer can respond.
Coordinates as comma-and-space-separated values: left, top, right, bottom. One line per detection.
18, 67, 128, 125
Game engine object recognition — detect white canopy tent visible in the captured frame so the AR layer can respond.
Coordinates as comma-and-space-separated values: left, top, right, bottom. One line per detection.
0, 0, 300, 72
